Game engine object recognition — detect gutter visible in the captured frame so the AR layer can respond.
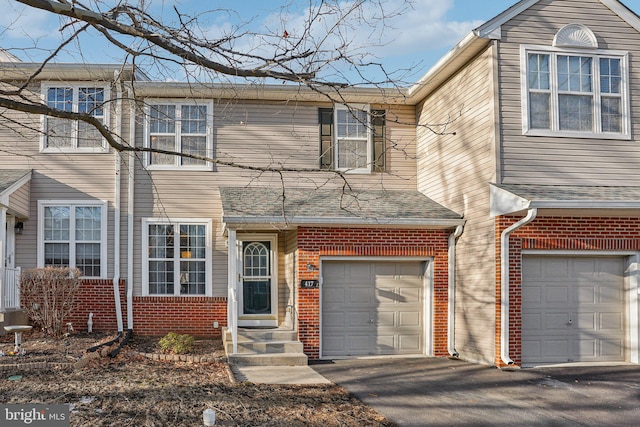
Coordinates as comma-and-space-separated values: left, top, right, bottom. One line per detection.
500, 208, 537, 366
112, 76, 124, 333
448, 225, 464, 357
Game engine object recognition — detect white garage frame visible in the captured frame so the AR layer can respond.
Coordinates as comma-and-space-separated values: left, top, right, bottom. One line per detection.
318, 256, 434, 359
522, 250, 640, 365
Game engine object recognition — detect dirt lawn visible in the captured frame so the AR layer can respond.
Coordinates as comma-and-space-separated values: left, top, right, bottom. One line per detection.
0, 332, 393, 426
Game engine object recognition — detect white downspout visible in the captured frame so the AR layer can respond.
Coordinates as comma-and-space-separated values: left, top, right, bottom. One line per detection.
112, 78, 124, 333
448, 225, 464, 357
126, 86, 135, 331
500, 208, 537, 366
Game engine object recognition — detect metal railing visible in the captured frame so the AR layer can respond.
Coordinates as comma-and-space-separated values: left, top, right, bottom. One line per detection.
2, 267, 21, 311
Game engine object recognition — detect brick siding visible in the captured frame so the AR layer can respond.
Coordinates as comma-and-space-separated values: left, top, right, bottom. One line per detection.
297, 227, 451, 359
495, 216, 640, 367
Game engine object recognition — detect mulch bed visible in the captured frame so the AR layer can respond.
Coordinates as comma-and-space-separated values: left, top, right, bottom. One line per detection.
0, 330, 394, 426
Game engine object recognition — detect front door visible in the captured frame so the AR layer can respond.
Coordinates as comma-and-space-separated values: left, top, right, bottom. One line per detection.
238, 234, 278, 327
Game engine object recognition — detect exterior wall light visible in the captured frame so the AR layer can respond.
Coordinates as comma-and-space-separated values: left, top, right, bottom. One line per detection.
14, 222, 24, 234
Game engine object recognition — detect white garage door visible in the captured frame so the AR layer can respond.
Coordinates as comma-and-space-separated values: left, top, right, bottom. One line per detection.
522, 256, 626, 366
321, 261, 426, 357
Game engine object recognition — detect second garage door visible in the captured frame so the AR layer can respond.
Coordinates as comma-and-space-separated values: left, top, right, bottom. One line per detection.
522, 256, 626, 366
321, 260, 426, 358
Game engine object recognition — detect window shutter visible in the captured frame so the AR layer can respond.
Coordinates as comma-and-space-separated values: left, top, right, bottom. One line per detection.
319, 108, 333, 169
372, 109, 386, 172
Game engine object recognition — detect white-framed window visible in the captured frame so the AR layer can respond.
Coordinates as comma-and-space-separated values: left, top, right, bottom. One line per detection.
521, 45, 630, 139
41, 83, 110, 152
142, 218, 212, 296
144, 100, 213, 170
37, 200, 108, 278
319, 105, 386, 173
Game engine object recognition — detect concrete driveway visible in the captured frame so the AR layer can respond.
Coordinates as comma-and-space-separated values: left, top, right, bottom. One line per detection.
311, 357, 640, 426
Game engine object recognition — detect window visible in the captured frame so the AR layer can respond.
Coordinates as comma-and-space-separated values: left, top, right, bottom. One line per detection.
145, 101, 213, 169
38, 201, 107, 278
521, 46, 629, 138
142, 219, 212, 296
319, 105, 386, 173
42, 84, 109, 151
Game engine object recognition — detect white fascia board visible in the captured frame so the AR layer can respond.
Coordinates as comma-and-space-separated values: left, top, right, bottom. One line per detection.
0, 170, 32, 206
474, 0, 539, 39
600, 0, 640, 33
529, 200, 640, 209
223, 216, 465, 229
490, 185, 531, 217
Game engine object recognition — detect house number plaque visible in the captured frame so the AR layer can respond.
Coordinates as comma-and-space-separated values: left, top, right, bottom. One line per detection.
300, 280, 319, 289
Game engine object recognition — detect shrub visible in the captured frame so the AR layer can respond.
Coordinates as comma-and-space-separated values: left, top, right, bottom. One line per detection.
20, 267, 82, 337
158, 332, 194, 354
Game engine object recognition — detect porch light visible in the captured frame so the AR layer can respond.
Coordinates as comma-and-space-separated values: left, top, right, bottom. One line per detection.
14, 222, 24, 234
306, 263, 317, 271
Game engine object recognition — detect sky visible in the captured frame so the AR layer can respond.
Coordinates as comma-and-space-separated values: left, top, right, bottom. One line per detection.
1, 0, 640, 83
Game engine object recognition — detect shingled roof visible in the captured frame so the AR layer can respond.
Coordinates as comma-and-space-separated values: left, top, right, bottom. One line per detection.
220, 187, 463, 228
0, 169, 31, 197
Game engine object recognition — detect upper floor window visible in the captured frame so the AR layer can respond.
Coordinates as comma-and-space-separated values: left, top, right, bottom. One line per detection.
319, 105, 386, 173
144, 101, 213, 170
37, 200, 107, 278
142, 218, 212, 296
42, 84, 110, 152
521, 45, 630, 139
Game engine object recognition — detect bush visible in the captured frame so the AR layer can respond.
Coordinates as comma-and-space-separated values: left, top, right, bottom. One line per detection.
158, 332, 194, 354
20, 267, 82, 337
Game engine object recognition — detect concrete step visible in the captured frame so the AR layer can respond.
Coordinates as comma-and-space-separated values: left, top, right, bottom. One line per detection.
234, 329, 298, 342
228, 352, 308, 367
225, 340, 304, 355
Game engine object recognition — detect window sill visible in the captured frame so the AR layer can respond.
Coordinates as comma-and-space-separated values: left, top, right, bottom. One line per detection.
41, 147, 110, 154
145, 165, 214, 171
523, 129, 632, 141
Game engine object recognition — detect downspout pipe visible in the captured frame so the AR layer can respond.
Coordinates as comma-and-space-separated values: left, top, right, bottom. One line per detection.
500, 208, 537, 366
126, 85, 135, 331
448, 224, 464, 358
112, 76, 124, 333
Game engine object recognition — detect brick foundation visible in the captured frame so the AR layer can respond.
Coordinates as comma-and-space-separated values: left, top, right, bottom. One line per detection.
495, 216, 640, 367
297, 227, 451, 359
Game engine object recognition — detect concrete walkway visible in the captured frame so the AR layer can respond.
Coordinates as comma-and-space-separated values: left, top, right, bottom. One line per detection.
311, 357, 640, 427
231, 365, 331, 385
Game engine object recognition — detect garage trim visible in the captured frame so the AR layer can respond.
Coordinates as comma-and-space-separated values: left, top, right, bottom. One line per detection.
319, 256, 434, 359
522, 250, 639, 365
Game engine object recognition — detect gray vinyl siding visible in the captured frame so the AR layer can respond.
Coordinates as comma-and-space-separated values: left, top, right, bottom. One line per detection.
8, 183, 30, 218
132, 99, 418, 297
416, 45, 498, 364
499, 0, 640, 185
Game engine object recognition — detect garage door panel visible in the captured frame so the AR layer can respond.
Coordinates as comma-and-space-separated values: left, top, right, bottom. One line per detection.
322, 261, 425, 357
399, 311, 421, 327
545, 286, 569, 304
376, 287, 398, 304
323, 311, 345, 328
523, 256, 626, 366
600, 312, 623, 330
398, 286, 422, 303
399, 335, 421, 351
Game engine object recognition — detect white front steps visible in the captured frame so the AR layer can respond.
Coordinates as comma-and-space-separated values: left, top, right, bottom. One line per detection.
223, 327, 308, 366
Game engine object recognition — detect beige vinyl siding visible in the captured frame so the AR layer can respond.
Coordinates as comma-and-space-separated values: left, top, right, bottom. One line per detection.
1, 82, 121, 277
499, 0, 640, 185
416, 45, 498, 364
132, 99, 418, 297
8, 183, 30, 218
